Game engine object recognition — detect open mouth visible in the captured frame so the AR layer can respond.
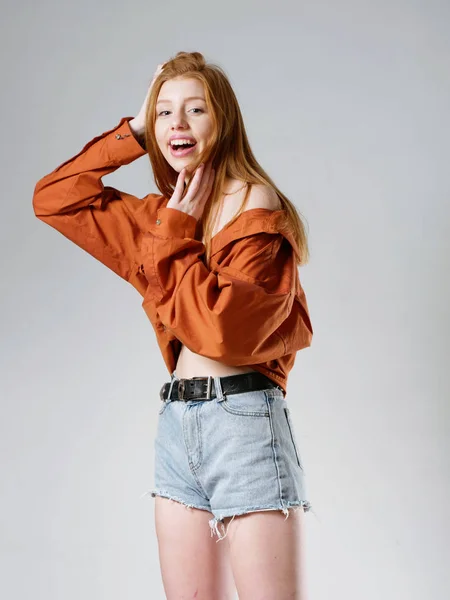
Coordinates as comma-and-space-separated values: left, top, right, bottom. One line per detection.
169, 141, 197, 157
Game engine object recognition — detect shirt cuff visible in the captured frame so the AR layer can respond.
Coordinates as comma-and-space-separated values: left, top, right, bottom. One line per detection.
106, 117, 148, 164
149, 206, 198, 239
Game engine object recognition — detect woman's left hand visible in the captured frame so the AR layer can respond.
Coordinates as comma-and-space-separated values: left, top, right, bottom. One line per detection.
166, 161, 215, 221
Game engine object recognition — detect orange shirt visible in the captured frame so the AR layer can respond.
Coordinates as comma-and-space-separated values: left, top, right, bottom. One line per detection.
32, 116, 313, 395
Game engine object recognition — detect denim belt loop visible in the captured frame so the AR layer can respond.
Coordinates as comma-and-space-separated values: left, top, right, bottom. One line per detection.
213, 375, 226, 403
166, 371, 178, 403
205, 375, 213, 400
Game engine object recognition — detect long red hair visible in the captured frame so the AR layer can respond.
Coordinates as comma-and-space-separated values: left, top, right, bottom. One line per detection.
144, 51, 310, 267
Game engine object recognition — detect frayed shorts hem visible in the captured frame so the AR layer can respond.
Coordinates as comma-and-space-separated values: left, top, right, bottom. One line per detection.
141, 488, 314, 542
140, 488, 211, 512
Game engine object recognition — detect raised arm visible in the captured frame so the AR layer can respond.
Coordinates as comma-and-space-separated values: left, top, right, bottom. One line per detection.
32, 116, 154, 286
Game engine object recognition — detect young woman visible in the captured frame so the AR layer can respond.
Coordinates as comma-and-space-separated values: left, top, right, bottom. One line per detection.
33, 51, 315, 600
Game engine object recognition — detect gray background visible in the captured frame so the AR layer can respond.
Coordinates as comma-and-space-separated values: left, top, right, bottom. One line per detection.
1, 0, 449, 598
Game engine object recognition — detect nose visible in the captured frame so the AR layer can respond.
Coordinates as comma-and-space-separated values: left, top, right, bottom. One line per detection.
171, 112, 188, 130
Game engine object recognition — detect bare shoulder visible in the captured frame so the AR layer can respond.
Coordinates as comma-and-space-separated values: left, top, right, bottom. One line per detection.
210, 183, 282, 239
244, 184, 282, 211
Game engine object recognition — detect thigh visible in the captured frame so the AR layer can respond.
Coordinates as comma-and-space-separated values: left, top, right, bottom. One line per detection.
154, 496, 236, 600
224, 507, 308, 600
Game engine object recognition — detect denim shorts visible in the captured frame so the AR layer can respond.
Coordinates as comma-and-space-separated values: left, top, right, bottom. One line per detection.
141, 371, 314, 541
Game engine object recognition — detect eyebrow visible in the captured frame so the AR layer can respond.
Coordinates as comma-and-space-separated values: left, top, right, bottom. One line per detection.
156, 96, 206, 106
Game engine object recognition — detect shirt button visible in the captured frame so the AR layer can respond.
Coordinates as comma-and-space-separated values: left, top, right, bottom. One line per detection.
156, 219, 161, 225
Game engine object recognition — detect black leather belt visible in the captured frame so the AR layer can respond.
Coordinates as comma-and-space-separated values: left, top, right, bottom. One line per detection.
159, 371, 283, 403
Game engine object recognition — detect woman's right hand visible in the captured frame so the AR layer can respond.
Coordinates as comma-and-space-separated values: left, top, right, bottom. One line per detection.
130, 63, 166, 136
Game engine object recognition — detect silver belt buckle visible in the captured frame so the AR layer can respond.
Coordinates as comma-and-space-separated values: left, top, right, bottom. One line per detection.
194, 375, 213, 400
176, 376, 213, 401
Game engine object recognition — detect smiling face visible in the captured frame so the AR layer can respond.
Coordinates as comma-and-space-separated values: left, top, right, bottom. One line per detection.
155, 77, 214, 173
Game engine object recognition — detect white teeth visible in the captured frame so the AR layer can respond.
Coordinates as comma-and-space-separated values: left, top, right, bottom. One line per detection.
170, 139, 196, 147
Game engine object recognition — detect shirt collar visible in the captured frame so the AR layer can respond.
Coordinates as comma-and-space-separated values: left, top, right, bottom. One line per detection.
210, 208, 298, 257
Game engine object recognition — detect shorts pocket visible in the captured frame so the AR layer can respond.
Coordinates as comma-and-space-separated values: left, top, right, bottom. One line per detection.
284, 407, 303, 469
218, 389, 271, 417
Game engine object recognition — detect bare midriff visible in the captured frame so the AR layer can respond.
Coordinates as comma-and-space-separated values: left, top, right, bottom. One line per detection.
174, 181, 258, 380
175, 345, 257, 379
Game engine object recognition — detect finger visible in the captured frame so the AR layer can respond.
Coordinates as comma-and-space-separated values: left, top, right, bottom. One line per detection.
171, 168, 186, 203
195, 162, 212, 195
192, 168, 210, 203
199, 168, 215, 204
202, 163, 214, 190
185, 163, 205, 201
